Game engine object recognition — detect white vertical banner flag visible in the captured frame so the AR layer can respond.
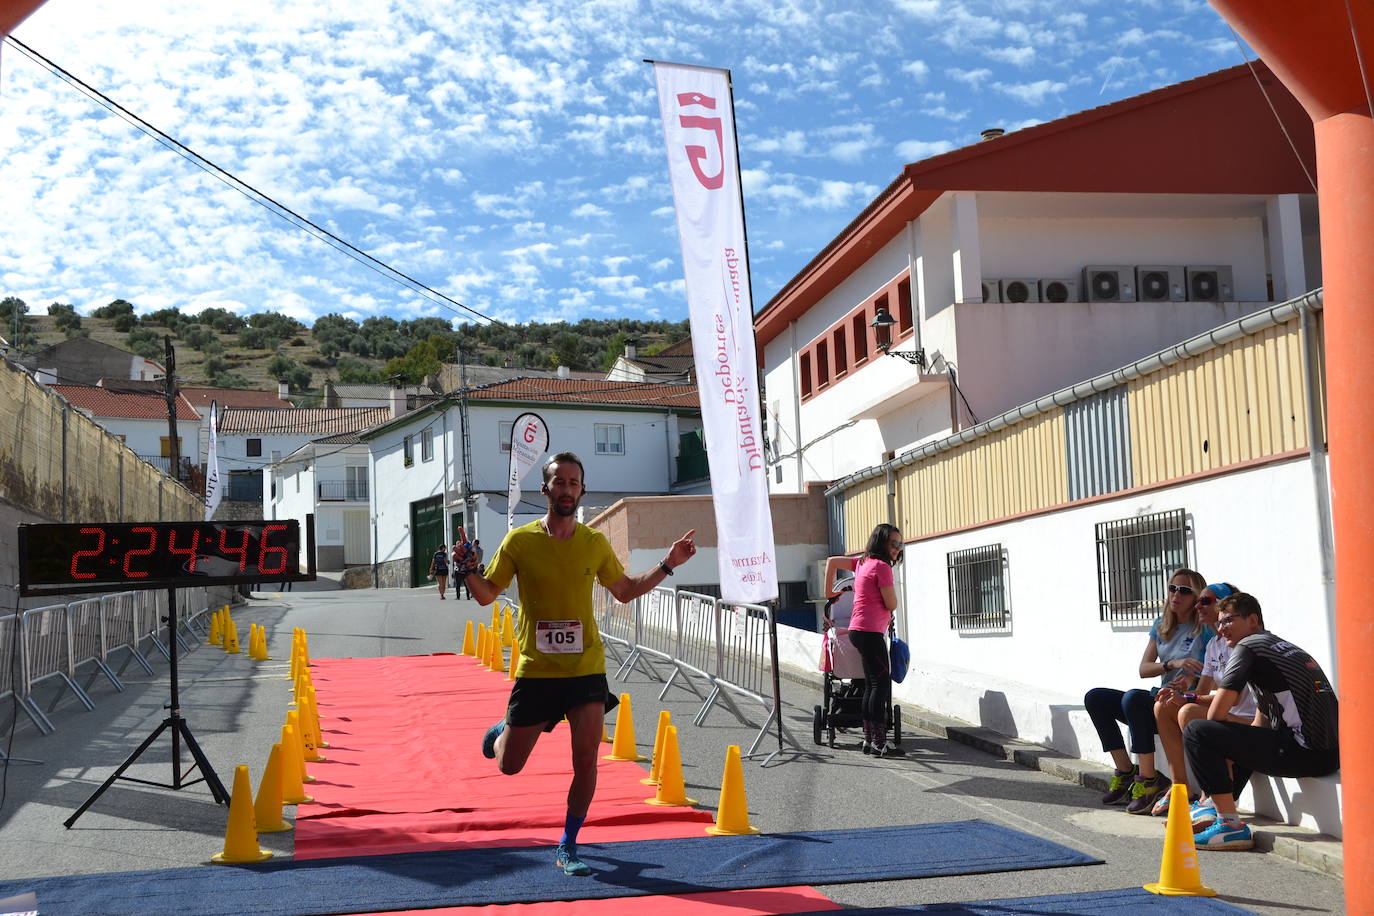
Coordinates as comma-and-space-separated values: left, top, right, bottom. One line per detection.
204, 400, 222, 521
653, 61, 777, 604
507, 411, 549, 532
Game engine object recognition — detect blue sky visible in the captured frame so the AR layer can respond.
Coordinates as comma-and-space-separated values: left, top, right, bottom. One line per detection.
1, 0, 1252, 329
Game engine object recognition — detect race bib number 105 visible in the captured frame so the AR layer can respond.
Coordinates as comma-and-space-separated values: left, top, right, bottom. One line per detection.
535, 620, 584, 654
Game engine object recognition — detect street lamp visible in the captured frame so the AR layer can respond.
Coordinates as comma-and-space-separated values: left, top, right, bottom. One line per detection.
870, 306, 925, 369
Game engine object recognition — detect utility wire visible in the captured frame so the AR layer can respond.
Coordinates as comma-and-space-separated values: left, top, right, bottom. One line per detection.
1227, 27, 1319, 193
2, 35, 516, 332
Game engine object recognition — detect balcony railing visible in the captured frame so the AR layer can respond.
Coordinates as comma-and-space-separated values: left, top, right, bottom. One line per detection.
318, 480, 369, 502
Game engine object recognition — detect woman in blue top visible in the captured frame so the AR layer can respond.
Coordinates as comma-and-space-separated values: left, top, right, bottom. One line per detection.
1084, 567, 1214, 814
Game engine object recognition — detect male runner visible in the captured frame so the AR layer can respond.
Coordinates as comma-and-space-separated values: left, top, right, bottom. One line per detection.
453, 451, 696, 876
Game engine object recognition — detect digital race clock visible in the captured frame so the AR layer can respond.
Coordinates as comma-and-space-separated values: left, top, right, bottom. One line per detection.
17, 519, 315, 597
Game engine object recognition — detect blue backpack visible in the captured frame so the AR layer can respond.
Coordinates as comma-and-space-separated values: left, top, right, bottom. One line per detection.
889, 636, 910, 684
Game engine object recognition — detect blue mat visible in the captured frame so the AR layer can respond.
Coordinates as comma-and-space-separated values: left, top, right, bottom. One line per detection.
789, 887, 1256, 914
0, 820, 1099, 916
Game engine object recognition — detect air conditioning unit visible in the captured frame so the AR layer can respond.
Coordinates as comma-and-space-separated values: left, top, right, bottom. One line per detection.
980, 279, 1002, 303
1185, 265, 1234, 301
1082, 266, 1136, 302
1135, 266, 1186, 301
1038, 278, 1079, 303
999, 278, 1040, 303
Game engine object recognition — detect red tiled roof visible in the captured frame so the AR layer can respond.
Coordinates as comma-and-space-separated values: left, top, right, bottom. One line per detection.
51, 384, 199, 420
218, 407, 390, 436
466, 378, 699, 409
181, 387, 293, 411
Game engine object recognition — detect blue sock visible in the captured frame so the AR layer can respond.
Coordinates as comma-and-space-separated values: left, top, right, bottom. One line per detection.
560, 813, 586, 847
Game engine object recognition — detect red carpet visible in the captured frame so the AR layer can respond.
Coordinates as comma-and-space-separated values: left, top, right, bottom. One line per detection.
297, 653, 841, 914
294, 655, 718, 858
359, 887, 841, 915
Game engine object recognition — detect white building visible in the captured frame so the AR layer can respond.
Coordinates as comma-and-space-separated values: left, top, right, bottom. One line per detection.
48, 384, 200, 477
218, 406, 389, 509
355, 378, 704, 589
756, 63, 1319, 495
270, 434, 372, 572
753, 64, 1338, 833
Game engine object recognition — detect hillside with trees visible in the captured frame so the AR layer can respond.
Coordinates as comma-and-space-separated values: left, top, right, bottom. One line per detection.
2, 295, 689, 400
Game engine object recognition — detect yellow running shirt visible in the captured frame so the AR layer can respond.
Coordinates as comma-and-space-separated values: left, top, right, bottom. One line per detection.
483, 520, 626, 678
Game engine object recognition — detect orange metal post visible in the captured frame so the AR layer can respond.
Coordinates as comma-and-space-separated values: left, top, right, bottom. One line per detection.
1209, 2, 1373, 911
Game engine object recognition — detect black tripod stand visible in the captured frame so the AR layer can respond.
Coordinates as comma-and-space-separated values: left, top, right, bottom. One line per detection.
65, 586, 228, 828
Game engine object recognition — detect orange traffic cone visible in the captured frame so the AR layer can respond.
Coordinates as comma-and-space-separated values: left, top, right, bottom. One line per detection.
279, 723, 313, 805
254, 744, 292, 833
211, 765, 271, 863
1145, 784, 1217, 896
707, 744, 760, 835
603, 694, 647, 761
208, 608, 224, 646
308, 685, 330, 748
476, 624, 488, 663
642, 710, 672, 785
224, 619, 242, 654
645, 726, 696, 807
289, 708, 321, 765
491, 631, 506, 673
461, 620, 475, 656
501, 606, 515, 647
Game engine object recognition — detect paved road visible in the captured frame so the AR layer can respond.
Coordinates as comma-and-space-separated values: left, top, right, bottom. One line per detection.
0, 581, 1346, 914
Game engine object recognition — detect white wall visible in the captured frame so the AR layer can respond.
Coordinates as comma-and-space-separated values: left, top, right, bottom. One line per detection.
91, 417, 201, 466
771, 455, 1338, 831
466, 404, 688, 494
953, 298, 1266, 421
369, 415, 455, 565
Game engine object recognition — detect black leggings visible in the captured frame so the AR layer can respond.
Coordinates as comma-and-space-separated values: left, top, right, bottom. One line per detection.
848, 630, 891, 734
1184, 719, 1339, 797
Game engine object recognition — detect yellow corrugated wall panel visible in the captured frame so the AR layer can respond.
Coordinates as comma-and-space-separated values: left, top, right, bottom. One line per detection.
1130, 319, 1310, 488
888, 410, 1066, 539
838, 313, 1323, 541
843, 475, 888, 553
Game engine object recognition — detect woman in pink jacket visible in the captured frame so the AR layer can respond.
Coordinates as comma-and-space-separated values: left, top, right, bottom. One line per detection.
824, 523, 905, 757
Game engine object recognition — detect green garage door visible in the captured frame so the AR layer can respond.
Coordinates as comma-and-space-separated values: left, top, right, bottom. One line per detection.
410, 495, 445, 588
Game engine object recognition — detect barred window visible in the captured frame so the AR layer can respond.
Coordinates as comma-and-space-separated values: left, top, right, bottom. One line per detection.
1096, 509, 1189, 623
947, 544, 1009, 630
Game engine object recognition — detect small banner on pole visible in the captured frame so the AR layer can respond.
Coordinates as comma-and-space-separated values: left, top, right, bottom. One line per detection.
652, 60, 777, 604
507, 411, 549, 532
204, 400, 222, 521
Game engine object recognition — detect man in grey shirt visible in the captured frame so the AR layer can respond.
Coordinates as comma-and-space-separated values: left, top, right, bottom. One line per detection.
1184, 593, 1339, 850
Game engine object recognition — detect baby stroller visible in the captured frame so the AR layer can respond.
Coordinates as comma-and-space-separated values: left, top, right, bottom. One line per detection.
812, 573, 902, 749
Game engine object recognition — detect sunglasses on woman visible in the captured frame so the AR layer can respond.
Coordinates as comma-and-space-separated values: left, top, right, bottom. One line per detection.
1167, 584, 1196, 595
1196, 596, 1216, 607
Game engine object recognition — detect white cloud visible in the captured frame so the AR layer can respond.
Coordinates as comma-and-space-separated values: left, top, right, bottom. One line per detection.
986, 46, 1035, 67
948, 67, 993, 87
894, 138, 955, 160
993, 79, 1068, 105
901, 60, 929, 80
571, 203, 610, 219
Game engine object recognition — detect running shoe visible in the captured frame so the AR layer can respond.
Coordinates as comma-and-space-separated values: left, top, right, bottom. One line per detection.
1126, 772, 1171, 814
554, 843, 593, 876
877, 743, 905, 758
481, 720, 506, 759
1194, 818, 1254, 850
1101, 765, 1138, 805
1151, 786, 1192, 817
1190, 798, 1218, 831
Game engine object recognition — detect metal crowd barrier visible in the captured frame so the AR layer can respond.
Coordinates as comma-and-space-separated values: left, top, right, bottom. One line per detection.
600, 585, 802, 758
4, 588, 217, 739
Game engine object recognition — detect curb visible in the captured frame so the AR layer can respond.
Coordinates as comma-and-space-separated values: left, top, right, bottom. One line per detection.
897, 704, 1344, 879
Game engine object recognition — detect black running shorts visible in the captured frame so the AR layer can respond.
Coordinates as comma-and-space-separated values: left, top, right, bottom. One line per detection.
506, 673, 619, 730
